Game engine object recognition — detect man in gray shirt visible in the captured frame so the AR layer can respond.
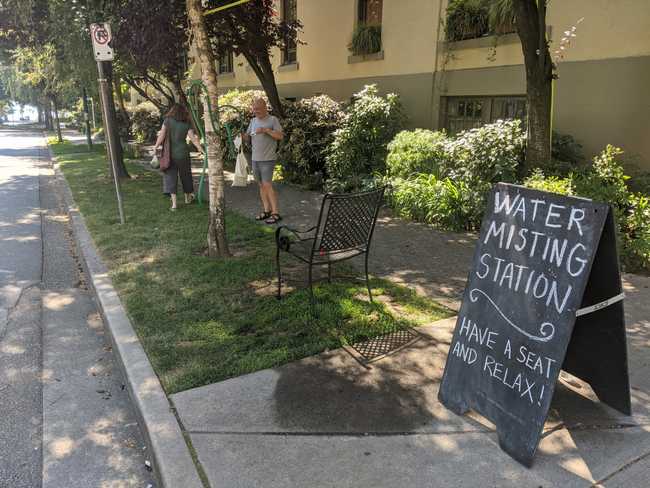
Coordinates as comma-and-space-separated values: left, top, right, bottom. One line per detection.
242, 98, 284, 224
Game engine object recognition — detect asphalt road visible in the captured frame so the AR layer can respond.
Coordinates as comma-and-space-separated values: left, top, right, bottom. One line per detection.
0, 125, 155, 487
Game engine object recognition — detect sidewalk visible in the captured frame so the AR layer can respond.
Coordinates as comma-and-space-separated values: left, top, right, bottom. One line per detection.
168, 176, 650, 487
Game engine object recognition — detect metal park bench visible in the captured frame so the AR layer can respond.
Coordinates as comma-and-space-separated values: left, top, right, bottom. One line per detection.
275, 187, 386, 307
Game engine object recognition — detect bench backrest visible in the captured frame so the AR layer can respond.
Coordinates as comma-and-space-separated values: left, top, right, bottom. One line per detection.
312, 187, 385, 256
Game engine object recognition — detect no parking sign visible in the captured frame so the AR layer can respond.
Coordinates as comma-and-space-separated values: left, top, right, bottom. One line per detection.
90, 23, 114, 61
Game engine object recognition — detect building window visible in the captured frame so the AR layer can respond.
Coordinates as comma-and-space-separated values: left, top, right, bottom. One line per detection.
443, 96, 526, 135
358, 0, 383, 25
217, 50, 234, 74
282, 0, 297, 64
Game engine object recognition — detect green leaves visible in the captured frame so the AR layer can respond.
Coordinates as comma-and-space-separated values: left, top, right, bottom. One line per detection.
325, 84, 406, 192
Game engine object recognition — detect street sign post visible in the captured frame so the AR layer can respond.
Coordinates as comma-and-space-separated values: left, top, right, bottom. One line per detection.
90, 22, 125, 224
90, 23, 114, 61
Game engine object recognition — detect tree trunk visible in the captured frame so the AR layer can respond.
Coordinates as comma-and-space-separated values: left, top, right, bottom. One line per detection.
44, 102, 53, 131
513, 0, 553, 170
103, 62, 130, 179
96, 92, 112, 177
173, 77, 189, 108
245, 53, 284, 118
186, 0, 230, 258
37, 105, 43, 125
524, 75, 552, 169
51, 95, 63, 143
113, 75, 131, 134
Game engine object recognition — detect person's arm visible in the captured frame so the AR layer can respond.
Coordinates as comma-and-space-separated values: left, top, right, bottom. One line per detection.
188, 129, 204, 154
154, 121, 167, 148
241, 120, 252, 143
259, 117, 283, 141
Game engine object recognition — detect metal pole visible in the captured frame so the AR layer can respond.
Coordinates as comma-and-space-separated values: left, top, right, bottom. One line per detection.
97, 60, 125, 224
89, 97, 97, 129
82, 87, 93, 149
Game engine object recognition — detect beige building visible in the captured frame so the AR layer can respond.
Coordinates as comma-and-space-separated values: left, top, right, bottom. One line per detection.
199, 0, 650, 167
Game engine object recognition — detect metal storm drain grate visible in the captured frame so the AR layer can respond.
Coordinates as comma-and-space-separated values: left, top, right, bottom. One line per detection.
350, 328, 421, 363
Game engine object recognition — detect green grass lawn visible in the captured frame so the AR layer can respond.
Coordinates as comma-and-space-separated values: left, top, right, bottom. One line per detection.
52, 141, 453, 394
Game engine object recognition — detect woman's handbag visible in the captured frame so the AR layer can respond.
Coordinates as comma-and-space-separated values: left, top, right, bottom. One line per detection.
157, 120, 172, 171
232, 145, 249, 187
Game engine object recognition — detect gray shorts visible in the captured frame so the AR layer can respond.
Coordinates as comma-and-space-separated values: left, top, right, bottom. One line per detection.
252, 160, 275, 183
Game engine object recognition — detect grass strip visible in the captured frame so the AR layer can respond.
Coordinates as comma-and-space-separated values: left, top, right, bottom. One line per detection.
52, 140, 453, 394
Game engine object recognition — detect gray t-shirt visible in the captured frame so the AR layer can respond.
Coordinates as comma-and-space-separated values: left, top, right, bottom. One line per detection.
247, 115, 283, 162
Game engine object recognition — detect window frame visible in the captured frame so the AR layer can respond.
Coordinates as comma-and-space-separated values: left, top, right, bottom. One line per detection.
357, 0, 383, 25
281, 0, 298, 65
442, 95, 527, 135
217, 50, 234, 75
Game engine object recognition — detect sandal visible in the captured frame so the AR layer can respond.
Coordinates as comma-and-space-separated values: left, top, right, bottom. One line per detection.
265, 213, 282, 224
255, 211, 272, 221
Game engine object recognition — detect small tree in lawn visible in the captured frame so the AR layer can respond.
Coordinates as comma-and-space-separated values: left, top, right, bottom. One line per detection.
512, 0, 554, 170
203, 0, 301, 117
186, 0, 230, 258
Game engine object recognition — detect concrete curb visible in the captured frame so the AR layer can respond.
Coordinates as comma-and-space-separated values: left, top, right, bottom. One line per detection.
45, 142, 205, 488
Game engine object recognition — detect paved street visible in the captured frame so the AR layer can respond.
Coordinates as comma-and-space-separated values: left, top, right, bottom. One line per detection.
0, 126, 155, 487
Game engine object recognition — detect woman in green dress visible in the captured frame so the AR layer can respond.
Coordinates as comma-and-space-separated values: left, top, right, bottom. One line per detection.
154, 103, 203, 210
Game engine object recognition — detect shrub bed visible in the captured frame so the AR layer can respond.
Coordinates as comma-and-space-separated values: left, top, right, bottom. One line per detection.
384, 119, 524, 230
129, 101, 161, 143
278, 95, 344, 187
325, 84, 405, 192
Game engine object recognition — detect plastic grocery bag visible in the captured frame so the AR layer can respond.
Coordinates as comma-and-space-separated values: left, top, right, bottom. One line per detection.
150, 153, 160, 169
232, 145, 249, 187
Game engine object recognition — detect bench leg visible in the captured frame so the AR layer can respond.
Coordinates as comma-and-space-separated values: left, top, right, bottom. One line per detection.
276, 246, 282, 300
327, 262, 332, 283
308, 262, 316, 313
364, 253, 373, 302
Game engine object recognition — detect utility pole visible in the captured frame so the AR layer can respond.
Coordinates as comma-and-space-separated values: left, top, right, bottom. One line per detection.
82, 87, 93, 149
91, 22, 125, 225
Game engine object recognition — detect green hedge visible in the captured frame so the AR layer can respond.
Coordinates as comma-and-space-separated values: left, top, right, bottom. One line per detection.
523, 145, 650, 272
325, 84, 405, 192
129, 101, 161, 144
278, 95, 344, 188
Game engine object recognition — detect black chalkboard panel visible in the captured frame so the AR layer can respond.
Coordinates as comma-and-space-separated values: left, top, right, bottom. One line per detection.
438, 183, 630, 466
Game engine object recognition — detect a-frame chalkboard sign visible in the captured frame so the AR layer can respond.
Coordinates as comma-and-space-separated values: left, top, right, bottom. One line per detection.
438, 183, 631, 467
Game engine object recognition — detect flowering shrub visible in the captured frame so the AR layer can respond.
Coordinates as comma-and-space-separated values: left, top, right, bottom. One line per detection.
386, 129, 450, 178
524, 146, 650, 273
278, 95, 344, 186
325, 85, 405, 191
129, 101, 161, 143
445, 119, 525, 185
523, 169, 573, 196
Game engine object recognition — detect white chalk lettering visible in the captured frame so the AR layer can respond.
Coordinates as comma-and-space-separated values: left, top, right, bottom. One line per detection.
545, 203, 565, 228
568, 207, 585, 236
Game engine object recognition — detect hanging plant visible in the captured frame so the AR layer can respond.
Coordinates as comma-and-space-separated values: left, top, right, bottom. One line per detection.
445, 0, 515, 42
349, 23, 382, 55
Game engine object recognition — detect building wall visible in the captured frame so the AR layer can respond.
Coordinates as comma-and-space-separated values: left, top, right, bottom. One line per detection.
437, 0, 650, 166
190, 0, 650, 167
218, 0, 443, 90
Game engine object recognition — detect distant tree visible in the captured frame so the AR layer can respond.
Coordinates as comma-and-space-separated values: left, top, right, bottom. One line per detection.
204, 0, 301, 117
114, 0, 190, 112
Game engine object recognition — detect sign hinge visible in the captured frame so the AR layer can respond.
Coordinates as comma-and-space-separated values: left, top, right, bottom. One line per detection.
576, 292, 625, 317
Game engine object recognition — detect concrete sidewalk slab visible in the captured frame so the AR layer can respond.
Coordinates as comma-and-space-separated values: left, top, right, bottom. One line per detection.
188, 425, 650, 488
172, 289, 650, 488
